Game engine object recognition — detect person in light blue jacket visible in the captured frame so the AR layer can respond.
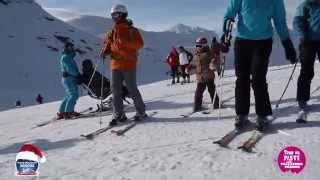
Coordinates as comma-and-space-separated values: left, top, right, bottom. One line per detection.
294, 0, 320, 120
221, 0, 297, 131
57, 42, 82, 120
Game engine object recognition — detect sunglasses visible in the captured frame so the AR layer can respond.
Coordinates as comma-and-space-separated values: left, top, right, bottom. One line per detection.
196, 45, 203, 48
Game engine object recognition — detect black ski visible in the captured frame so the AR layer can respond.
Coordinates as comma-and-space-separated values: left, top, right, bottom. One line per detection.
81, 125, 114, 140
213, 122, 254, 147
32, 107, 113, 128
111, 111, 158, 136
80, 115, 140, 139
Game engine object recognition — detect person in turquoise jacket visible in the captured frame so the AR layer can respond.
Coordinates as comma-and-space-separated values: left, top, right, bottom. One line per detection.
57, 42, 82, 120
221, 0, 297, 131
294, 0, 320, 120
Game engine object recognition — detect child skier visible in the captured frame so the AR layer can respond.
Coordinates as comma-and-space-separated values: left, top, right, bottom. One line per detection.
188, 37, 219, 112
57, 42, 82, 120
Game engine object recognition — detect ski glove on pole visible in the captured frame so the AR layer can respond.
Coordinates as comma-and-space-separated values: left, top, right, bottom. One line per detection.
220, 34, 231, 53
282, 39, 297, 64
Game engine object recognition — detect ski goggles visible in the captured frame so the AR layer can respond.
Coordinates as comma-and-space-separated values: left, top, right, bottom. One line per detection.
111, 12, 123, 20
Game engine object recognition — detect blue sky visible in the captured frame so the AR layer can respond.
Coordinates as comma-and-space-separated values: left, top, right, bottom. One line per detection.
36, 0, 301, 32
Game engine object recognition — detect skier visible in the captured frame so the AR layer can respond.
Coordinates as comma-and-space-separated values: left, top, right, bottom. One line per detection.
57, 42, 82, 120
166, 47, 180, 84
178, 46, 191, 84
100, 4, 146, 126
222, 0, 297, 131
188, 37, 220, 112
36, 94, 43, 104
15, 100, 21, 108
294, 0, 320, 121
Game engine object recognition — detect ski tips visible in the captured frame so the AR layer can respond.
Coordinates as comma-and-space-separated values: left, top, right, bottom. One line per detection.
237, 146, 254, 153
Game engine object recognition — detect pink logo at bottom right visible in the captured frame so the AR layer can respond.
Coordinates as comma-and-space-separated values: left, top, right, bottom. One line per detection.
277, 146, 306, 174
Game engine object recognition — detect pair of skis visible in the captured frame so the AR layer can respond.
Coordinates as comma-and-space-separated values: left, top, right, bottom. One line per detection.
236, 108, 308, 152
214, 116, 275, 153
213, 121, 261, 152
32, 107, 97, 128
81, 111, 158, 139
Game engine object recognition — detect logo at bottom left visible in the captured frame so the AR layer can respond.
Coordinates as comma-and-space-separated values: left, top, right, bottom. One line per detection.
15, 144, 46, 176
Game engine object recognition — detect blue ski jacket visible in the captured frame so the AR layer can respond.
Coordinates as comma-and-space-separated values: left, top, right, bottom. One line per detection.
293, 0, 320, 42
60, 51, 80, 78
223, 0, 290, 40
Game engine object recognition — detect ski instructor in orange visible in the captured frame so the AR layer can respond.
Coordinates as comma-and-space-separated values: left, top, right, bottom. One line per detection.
100, 4, 147, 126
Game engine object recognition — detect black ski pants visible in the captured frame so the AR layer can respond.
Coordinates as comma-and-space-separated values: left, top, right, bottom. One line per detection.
170, 66, 180, 83
297, 42, 320, 102
234, 37, 273, 117
194, 80, 219, 110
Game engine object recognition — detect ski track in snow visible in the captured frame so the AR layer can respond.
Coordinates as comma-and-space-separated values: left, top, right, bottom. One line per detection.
1, 63, 320, 180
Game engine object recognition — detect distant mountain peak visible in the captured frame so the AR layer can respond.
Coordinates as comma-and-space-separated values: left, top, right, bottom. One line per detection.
167, 23, 210, 34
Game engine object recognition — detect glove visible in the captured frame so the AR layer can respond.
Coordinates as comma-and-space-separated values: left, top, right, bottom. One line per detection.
282, 39, 297, 64
220, 34, 231, 53
62, 72, 69, 78
76, 75, 83, 85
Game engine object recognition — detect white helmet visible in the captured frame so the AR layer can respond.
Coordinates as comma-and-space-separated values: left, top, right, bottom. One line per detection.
111, 4, 128, 14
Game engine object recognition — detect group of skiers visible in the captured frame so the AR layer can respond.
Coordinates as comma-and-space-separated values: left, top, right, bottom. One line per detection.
56, 0, 320, 132
166, 46, 193, 84
56, 4, 147, 126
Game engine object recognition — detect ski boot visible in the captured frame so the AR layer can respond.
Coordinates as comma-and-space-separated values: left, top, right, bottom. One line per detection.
296, 110, 308, 124
64, 112, 81, 119
56, 112, 65, 120
234, 115, 250, 130
297, 101, 308, 124
256, 116, 269, 132
298, 101, 307, 111
193, 105, 203, 113
109, 114, 128, 126
181, 79, 186, 85
213, 97, 220, 109
134, 112, 148, 121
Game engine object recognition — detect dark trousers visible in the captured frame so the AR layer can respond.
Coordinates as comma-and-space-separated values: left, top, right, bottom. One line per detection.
194, 80, 219, 110
297, 42, 320, 102
180, 65, 190, 82
234, 38, 273, 117
171, 66, 180, 83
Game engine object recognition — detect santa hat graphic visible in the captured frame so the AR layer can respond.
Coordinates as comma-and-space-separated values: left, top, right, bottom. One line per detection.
16, 144, 46, 163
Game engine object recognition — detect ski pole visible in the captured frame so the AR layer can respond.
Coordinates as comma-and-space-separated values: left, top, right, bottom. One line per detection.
87, 60, 100, 89
218, 56, 226, 120
275, 62, 298, 109
99, 58, 106, 126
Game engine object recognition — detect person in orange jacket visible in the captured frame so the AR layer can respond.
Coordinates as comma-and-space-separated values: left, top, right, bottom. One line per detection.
100, 4, 146, 126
